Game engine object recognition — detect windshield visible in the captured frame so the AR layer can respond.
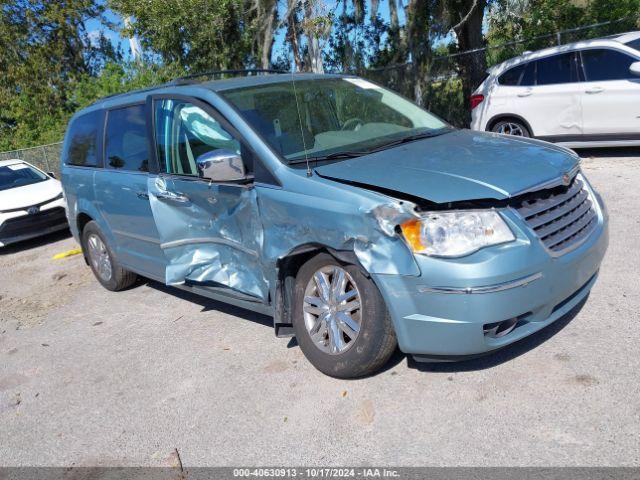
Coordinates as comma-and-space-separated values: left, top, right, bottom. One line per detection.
0, 163, 48, 191
221, 77, 448, 163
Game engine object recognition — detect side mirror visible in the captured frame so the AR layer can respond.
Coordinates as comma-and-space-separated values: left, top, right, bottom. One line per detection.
47, 171, 56, 179
630, 61, 640, 77
196, 149, 246, 182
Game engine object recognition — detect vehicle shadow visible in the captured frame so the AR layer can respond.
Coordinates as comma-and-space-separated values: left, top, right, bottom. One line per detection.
144, 280, 586, 376
575, 146, 640, 158
0, 228, 72, 255
405, 295, 588, 373
145, 280, 274, 329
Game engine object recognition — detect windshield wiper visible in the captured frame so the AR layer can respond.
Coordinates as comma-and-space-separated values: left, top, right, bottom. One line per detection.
288, 150, 368, 164
287, 128, 452, 165
367, 128, 452, 153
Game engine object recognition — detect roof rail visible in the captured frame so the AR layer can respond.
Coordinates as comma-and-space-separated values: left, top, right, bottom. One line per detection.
170, 68, 286, 85
87, 69, 287, 106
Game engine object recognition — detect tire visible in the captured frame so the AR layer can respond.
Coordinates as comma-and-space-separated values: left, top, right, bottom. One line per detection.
81, 221, 137, 291
292, 253, 397, 378
491, 119, 530, 137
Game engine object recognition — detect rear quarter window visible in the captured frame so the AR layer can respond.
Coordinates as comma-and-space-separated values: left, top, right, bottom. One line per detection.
63, 110, 104, 167
535, 52, 580, 85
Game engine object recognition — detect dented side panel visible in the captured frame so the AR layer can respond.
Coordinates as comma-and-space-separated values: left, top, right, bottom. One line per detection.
148, 174, 269, 300
256, 182, 420, 287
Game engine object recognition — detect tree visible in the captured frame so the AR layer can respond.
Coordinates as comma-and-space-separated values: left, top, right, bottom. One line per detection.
110, 0, 257, 72
0, 0, 117, 149
444, 0, 489, 116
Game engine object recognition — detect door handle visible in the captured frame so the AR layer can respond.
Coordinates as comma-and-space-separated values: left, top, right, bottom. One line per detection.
154, 191, 190, 203
585, 86, 604, 94
517, 89, 533, 97
136, 191, 149, 200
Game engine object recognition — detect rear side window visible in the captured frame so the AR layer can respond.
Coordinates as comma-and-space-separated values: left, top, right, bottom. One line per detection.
535, 52, 580, 85
498, 64, 525, 85
625, 38, 640, 52
581, 49, 636, 81
105, 104, 149, 172
64, 110, 103, 167
520, 61, 536, 86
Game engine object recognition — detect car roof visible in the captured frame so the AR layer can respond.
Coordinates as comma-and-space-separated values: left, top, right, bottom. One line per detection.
489, 31, 640, 74
609, 31, 640, 44
84, 72, 349, 112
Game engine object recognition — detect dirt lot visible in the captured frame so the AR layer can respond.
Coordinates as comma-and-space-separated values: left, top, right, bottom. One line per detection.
1, 149, 639, 467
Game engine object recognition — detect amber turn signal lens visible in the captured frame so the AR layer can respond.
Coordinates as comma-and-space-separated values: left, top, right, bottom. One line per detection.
400, 219, 426, 252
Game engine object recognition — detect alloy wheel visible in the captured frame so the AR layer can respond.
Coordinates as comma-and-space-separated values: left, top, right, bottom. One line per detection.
87, 233, 113, 282
497, 122, 524, 136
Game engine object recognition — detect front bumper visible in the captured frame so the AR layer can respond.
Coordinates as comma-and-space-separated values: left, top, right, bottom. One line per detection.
0, 200, 68, 247
373, 198, 609, 358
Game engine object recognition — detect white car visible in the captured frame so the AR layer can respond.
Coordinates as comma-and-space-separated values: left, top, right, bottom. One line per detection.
0, 159, 68, 247
471, 31, 640, 147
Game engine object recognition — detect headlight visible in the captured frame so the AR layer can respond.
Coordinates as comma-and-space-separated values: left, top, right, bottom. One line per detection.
400, 210, 515, 257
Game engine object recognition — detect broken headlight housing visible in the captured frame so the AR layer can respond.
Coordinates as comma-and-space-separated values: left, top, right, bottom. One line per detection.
400, 210, 515, 257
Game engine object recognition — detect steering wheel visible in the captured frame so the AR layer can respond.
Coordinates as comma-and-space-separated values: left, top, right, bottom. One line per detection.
341, 118, 365, 131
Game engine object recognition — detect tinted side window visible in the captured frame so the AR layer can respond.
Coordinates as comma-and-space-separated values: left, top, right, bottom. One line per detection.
64, 110, 103, 167
154, 99, 242, 176
582, 49, 636, 81
105, 104, 149, 172
520, 61, 536, 86
535, 52, 580, 85
625, 39, 640, 52
498, 64, 525, 85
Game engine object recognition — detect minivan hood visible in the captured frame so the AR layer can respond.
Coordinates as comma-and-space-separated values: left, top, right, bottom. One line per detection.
315, 130, 580, 204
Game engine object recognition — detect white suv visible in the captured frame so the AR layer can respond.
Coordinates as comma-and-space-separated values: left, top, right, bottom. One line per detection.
471, 31, 640, 147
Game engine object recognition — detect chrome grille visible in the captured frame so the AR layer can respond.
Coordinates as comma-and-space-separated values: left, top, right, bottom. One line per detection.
515, 176, 597, 254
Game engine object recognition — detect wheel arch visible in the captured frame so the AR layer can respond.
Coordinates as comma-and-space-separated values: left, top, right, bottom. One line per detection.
486, 113, 534, 137
272, 243, 365, 338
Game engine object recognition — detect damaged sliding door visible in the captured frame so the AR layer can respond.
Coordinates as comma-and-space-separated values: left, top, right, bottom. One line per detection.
147, 95, 268, 301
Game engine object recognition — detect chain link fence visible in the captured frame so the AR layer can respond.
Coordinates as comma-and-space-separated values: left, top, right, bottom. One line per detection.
0, 142, 63, 178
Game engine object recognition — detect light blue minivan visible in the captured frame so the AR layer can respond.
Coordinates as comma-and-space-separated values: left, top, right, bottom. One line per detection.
61, 72, 608, 377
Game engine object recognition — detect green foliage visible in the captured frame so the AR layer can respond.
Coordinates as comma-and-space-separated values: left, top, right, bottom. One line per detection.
487, 0, 640, 64
110, 0, 258, 72
0, 0, 118, 150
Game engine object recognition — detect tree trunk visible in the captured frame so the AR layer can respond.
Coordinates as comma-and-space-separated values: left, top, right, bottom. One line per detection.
286, 0, 303, 71
451, 0, 487, 119
406, 0, 433, 105
388, 0, 401, 62
304, 0, 324, 73
259, 0, 277, 69
370, 0, 380, 20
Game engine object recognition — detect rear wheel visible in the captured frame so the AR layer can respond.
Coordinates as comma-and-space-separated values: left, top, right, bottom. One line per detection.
292, 253, 397, 378
82, 221, 137, 291
491, 119, 530, 137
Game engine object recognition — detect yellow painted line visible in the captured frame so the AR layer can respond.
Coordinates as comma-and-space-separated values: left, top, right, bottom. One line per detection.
52, 248, 83, 260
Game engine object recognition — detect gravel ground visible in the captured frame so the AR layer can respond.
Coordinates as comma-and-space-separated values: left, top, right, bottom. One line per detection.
1, 149, 639, 467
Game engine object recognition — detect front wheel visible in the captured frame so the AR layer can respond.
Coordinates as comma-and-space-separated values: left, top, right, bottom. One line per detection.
292, 253, 397, 378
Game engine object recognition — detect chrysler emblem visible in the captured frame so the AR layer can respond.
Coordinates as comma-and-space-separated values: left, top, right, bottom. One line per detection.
562, 173, 571, 186
27, 206, 40, 215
